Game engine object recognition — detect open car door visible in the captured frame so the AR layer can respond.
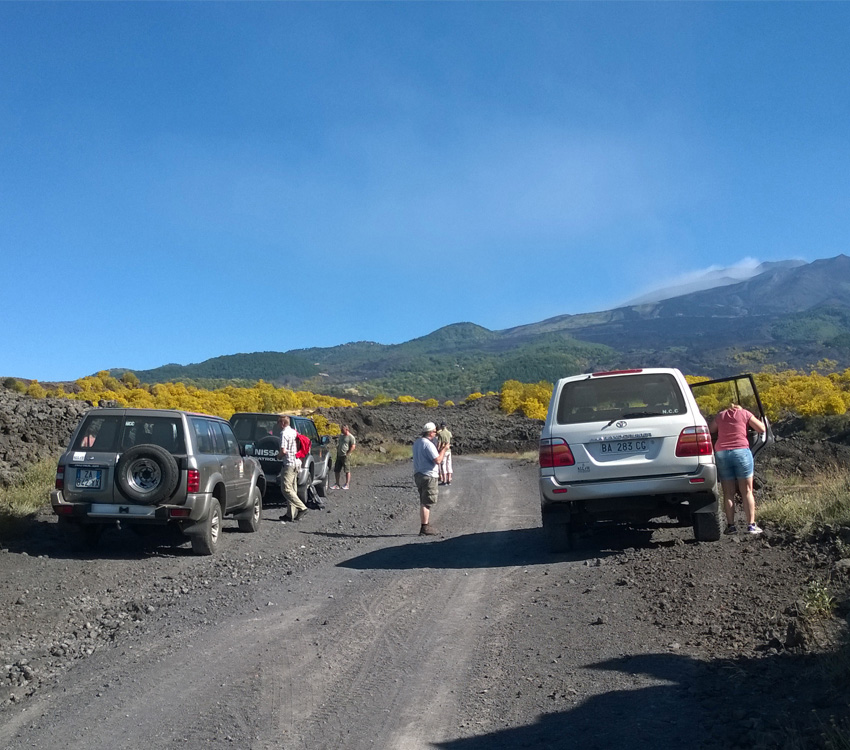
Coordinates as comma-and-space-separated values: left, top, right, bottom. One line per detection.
689, 374, 773, 456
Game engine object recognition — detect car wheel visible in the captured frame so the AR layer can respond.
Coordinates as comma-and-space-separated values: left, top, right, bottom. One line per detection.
297, 470, 312, 505
116, 444, 179, 505
542, 513, 573, 553
191, 498, 222, 555
315, 462, 331, 498
693, 505, 723, 542
238, 486, 262, 533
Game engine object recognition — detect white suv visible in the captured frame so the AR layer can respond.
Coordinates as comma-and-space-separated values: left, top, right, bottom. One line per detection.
538, 368, 769, 551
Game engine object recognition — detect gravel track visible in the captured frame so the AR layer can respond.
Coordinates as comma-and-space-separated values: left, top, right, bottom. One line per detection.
1, 454, 848, 749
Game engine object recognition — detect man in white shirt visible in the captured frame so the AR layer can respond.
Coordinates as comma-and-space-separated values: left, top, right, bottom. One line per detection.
413, 422, 450, 536
277, 415, 308, 522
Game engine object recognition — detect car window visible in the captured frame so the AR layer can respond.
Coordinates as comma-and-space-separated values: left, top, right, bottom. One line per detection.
208, 421, 226, 454
230, 417, 252, 442
118, 417, 184, 453
296, 419, 319, 442
71, 415, 184, 454
691, 376, 764, 421
556, 373, 687, 425
74, 415, 122, 451
189, 418, 217, 454
231, 415, 281, 442
217, 422, 241, 456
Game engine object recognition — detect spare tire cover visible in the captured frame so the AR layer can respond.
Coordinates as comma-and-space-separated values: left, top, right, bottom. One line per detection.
116, 444, 180, 505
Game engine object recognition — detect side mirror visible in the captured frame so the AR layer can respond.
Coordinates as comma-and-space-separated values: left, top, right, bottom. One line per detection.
321, 435, 330, 445
242, 443, 255, 457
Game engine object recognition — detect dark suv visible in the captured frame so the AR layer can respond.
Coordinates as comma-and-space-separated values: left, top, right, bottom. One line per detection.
51, 408, 266, 555
229, 413, 333, 501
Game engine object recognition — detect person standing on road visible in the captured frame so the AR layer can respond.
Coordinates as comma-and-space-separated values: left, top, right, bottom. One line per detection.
437, 421, 453, 485
278, 415, 308, 522
709, 403, 766, 535
332, 425, 356, 490
413, 422, 450, 536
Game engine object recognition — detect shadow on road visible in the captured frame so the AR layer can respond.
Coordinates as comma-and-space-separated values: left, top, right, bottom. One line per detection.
0, 515, 223, 560
337, 525, 667, 570
432, 649, 847, 749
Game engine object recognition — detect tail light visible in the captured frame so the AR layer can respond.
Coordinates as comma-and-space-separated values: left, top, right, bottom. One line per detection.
539, 438, 575, 467
187, 469, 200, 493
55, 465, 64, 490
675, 426, 713, 457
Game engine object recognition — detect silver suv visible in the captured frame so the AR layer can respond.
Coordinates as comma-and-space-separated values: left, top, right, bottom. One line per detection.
538, 368, 769, 551
51, 408, 266, 555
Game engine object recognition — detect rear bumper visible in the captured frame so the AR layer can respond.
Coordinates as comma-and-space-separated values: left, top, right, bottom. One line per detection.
50, 490, 215, 524
539, 464, 719, 516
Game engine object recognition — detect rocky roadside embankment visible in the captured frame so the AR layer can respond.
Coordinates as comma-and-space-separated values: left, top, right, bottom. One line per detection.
319, 394, 542, 454
0, 391, 91, 487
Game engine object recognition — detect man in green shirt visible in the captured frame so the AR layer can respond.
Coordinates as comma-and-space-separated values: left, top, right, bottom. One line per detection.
333, 425, 356, 490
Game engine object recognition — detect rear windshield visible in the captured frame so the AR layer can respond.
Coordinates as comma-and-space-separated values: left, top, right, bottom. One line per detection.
231, 415, 282, 442
73, 414, 186, 454
556, 373, 687, 425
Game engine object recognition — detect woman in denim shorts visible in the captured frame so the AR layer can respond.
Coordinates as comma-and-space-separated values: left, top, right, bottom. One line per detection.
709, 404, 767, 535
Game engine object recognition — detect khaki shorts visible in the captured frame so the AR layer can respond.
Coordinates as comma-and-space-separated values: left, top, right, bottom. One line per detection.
414, 472, 438, 507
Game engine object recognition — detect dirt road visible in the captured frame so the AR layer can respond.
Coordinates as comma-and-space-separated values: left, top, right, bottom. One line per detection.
0, 457, 847, 749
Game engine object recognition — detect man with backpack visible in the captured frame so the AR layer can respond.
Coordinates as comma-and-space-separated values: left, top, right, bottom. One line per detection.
277, 415, 309, 522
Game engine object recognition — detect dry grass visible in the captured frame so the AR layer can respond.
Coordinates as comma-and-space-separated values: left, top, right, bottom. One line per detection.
757, 469, 850, 749
0, 458, 57, 535
759, 469, 850, 533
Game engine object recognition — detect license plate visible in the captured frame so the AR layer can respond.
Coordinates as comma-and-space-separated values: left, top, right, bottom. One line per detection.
75, 468, 102, 489
600, 440, 651, 455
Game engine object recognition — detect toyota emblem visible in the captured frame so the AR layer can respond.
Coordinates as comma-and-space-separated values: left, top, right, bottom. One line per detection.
615, 420, 627, 428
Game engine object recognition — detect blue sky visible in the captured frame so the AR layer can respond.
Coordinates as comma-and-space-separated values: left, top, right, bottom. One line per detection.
2, 2, 849, 382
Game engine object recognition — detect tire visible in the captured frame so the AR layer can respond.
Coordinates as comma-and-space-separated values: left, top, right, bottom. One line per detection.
693, 504, 723, 542
116, 444, 179, 505
297, 468, 312, 505
315, 461, 331, 498
191, 498, 222, 555
255, 435, 281, 452
542, 513, 573, 553
238, 486, 262, 533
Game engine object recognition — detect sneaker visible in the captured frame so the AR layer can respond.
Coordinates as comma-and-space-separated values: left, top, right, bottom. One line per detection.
331, 485, 341, 490
342, 485, 349, 490
747, 523, 763, 535
419, 524, 437, 536
725, 524, 737, 535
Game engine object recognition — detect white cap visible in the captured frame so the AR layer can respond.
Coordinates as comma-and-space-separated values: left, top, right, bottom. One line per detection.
423, 422, 436, 433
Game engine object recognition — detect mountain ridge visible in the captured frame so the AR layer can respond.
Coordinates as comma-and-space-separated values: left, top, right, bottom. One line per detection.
114, 254, 850, 399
